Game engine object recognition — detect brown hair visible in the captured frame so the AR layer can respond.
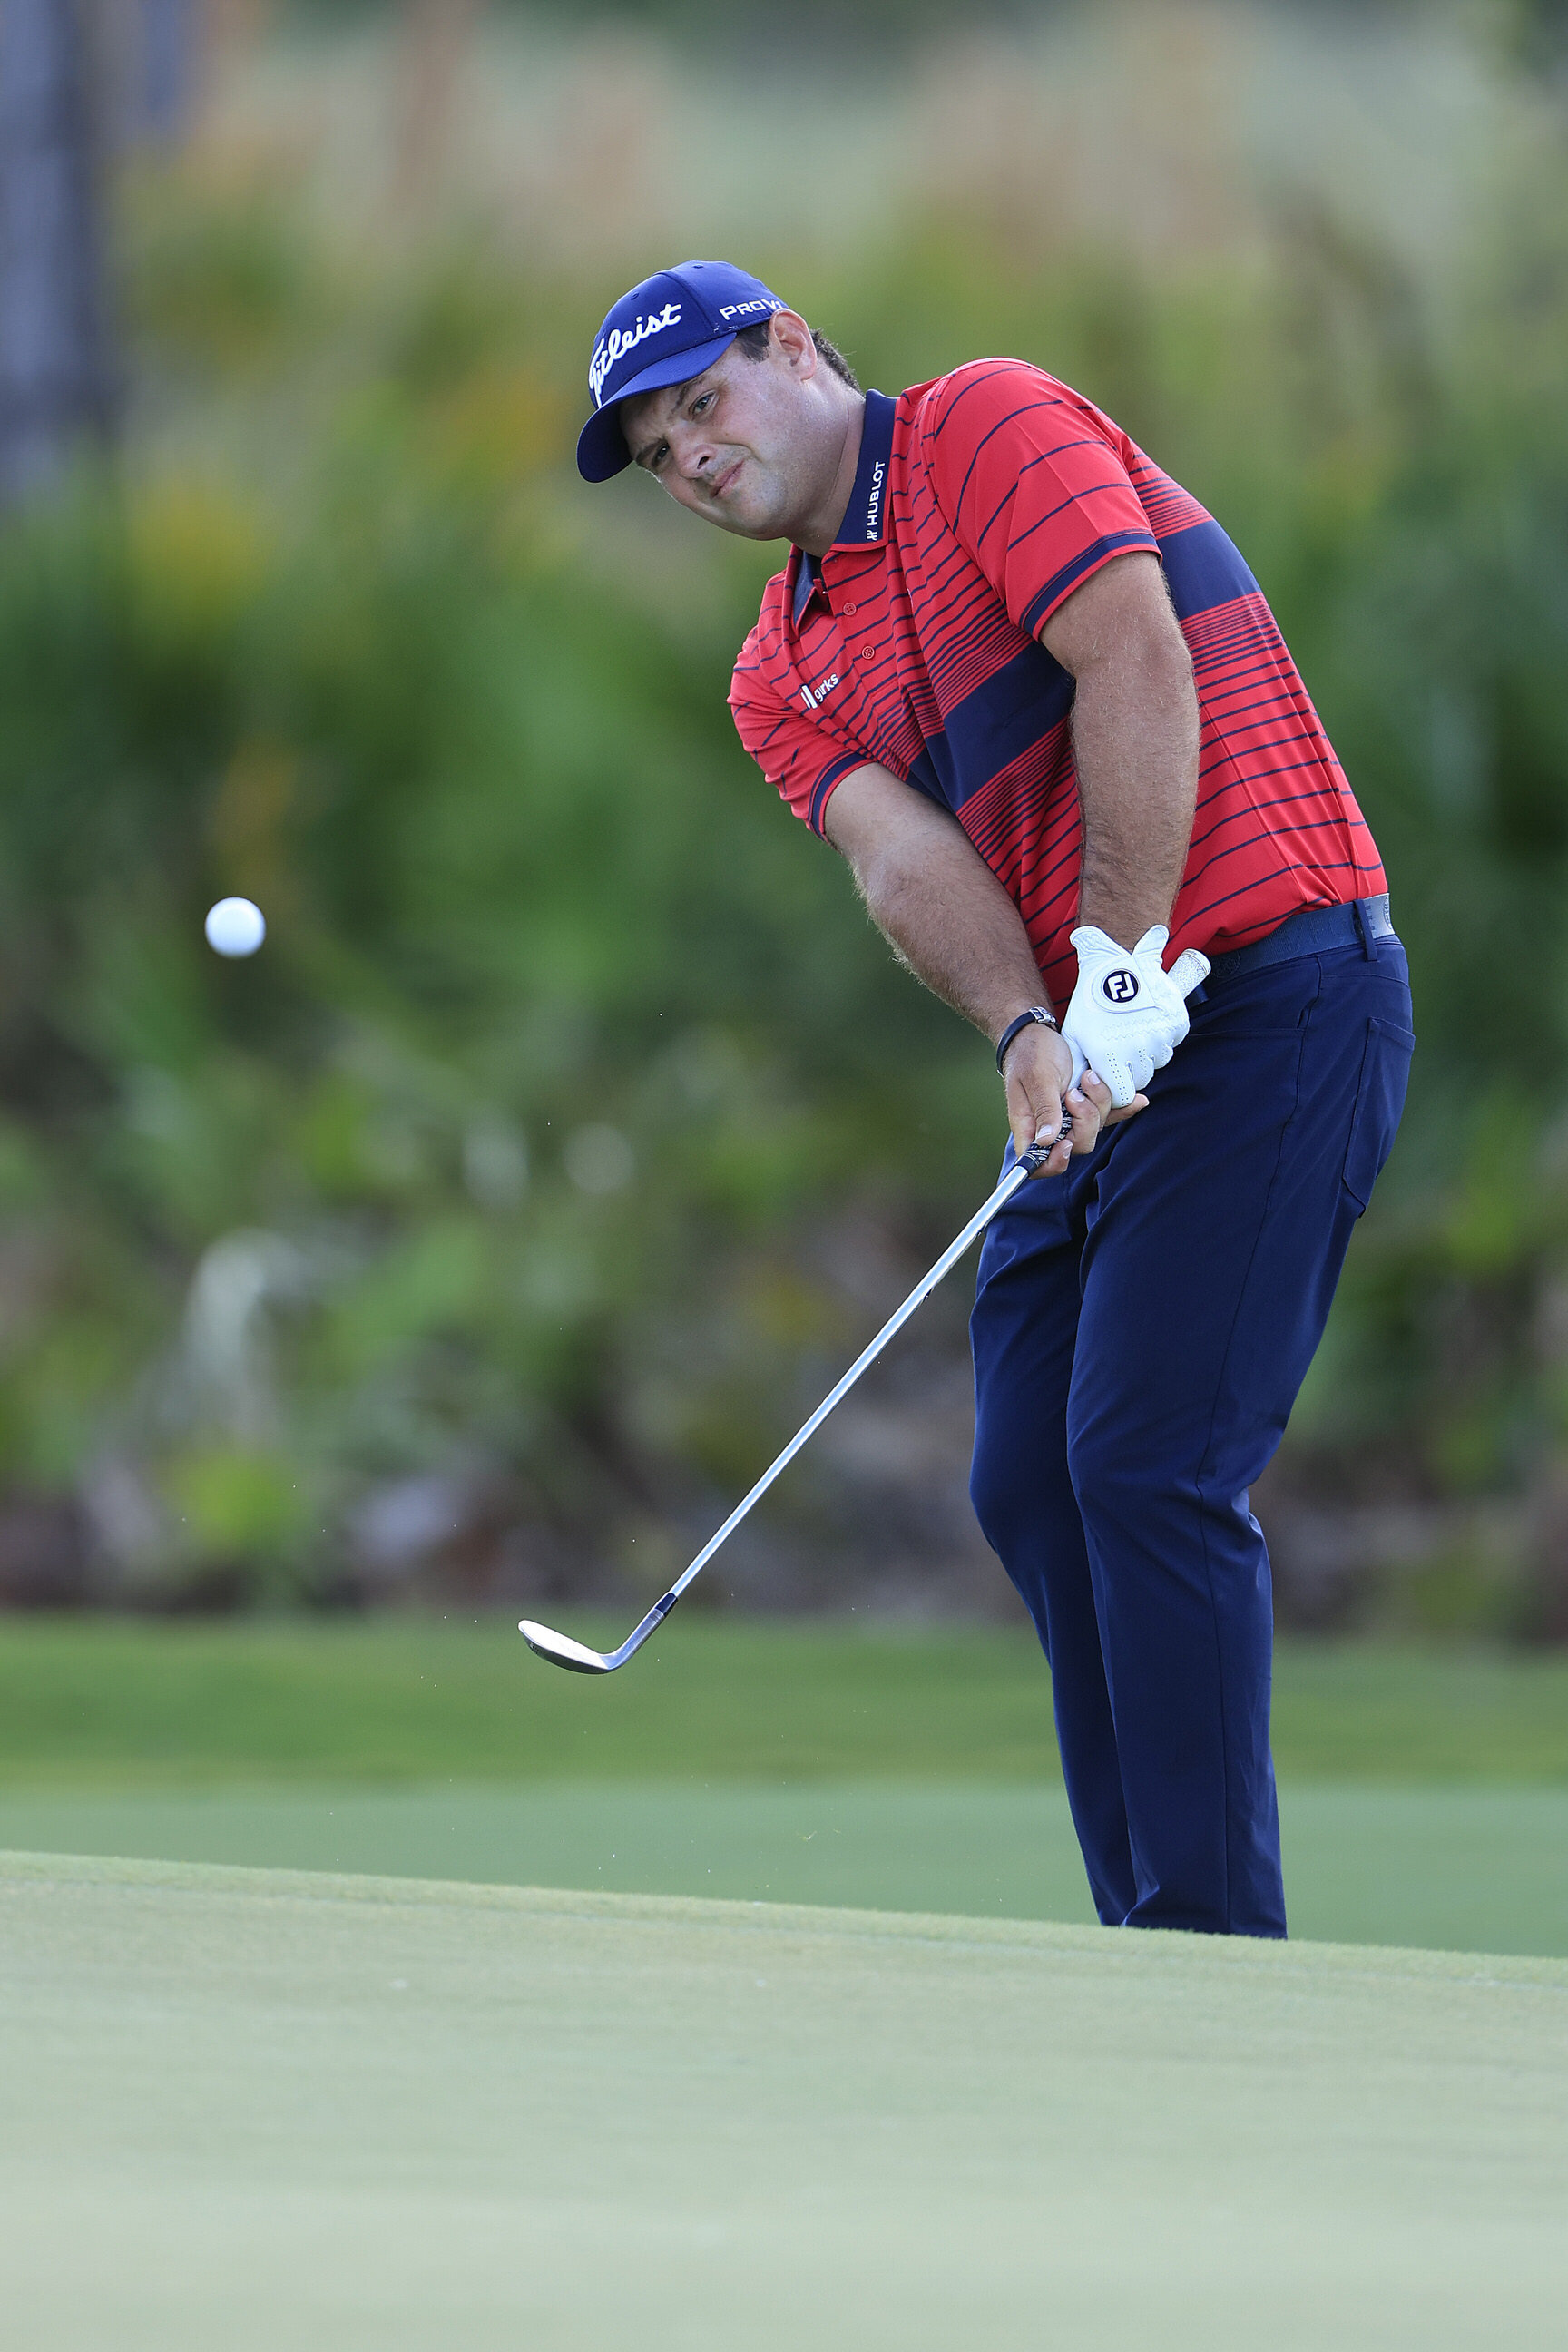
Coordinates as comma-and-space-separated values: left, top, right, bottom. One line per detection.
733, 318, 861, 393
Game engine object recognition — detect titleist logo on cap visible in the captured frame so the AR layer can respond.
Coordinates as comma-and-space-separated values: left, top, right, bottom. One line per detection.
590, 303, 682, 406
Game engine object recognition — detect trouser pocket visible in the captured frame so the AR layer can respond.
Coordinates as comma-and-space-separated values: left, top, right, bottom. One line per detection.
1342, 1016, 1415, 1212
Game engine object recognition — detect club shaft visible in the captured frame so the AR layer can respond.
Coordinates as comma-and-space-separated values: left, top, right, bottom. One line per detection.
667, 1158, 1032, 1604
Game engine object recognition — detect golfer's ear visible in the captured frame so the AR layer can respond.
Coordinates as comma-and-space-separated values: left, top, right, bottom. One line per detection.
769, 311, 817, 373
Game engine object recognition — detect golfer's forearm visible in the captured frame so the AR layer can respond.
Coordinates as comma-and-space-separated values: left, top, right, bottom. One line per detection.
836, 800, 1054, 1044
1071, 637, 1200, 946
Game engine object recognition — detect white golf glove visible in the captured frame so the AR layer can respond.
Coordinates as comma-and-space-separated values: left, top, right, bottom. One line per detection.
1063, 924, 1211, 1109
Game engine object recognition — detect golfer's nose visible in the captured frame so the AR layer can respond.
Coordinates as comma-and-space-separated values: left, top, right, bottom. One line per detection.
675, 430, 717, 482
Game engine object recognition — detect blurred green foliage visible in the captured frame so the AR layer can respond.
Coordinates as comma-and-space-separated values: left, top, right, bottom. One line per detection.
3, 110, 1568, 1622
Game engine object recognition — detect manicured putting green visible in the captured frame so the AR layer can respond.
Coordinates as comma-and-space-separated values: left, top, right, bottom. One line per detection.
2, 1779, 1566, 1956
2, 1853, 1563, 2350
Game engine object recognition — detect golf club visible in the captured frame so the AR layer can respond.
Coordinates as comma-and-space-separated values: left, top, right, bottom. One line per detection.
520, 1120, 1071, 1673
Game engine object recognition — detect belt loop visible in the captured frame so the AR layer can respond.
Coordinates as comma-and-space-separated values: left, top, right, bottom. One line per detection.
1354, 897, 1379, 962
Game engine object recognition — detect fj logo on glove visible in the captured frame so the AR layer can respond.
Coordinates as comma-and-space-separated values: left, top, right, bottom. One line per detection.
1063, 926, 1209, 1111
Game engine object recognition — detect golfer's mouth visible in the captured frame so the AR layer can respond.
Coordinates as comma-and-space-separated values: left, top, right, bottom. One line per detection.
708, 457, 746, 501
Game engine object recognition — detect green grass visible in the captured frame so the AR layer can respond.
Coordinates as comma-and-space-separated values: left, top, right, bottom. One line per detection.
5, 1621, 1564, 1958
3, 1854, 1563, 2351
2, 1616, 1567, 1787
3, 1779, 1565, 1957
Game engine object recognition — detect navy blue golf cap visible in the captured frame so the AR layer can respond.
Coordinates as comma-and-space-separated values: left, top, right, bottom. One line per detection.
576, 260, 788, 483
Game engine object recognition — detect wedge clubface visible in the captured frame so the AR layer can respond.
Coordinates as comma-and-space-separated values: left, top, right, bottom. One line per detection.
520, 1125, 1067, 1675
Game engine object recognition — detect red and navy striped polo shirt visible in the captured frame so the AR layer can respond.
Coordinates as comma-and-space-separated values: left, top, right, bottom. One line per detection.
729, 359, 1386, 1014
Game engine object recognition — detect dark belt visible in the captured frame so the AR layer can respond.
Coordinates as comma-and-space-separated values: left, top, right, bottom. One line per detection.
1204, 894, 1395, 985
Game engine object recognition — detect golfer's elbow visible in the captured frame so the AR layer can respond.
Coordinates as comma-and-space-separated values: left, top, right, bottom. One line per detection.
1078, 607, 1192, 698
847, 833, 926, 932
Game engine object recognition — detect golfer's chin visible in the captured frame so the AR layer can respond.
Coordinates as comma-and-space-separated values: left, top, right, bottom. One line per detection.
692, 473, 790, 543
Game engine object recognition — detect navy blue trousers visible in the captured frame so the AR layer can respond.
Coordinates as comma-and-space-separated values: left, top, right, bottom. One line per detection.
969, 932, 1414, 1937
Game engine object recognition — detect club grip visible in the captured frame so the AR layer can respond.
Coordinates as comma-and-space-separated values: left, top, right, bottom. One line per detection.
1016, 1113, 1073, 1175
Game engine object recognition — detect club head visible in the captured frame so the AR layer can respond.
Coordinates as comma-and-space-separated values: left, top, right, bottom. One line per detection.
518, 1620, 613, 1674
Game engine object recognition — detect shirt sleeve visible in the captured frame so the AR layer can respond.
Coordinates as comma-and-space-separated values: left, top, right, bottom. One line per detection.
730, 627, 868, 837
923, 360, 1159, 641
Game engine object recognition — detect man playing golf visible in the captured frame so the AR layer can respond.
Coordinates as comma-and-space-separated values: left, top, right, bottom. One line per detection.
576, 260, 1414, 1938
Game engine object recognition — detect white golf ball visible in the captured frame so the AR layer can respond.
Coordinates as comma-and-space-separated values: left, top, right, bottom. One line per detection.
204, 897, 267, 957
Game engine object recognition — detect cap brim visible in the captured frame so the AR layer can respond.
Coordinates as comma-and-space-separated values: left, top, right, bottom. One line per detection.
574, 331, 740, 482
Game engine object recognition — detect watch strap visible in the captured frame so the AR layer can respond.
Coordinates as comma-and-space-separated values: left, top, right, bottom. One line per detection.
995, 1005, 1061, 1076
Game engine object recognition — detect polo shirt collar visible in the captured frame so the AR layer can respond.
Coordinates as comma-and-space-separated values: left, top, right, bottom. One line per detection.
791, 549, 821, 628
789, 390, 896, 628
832, 390, 896, 547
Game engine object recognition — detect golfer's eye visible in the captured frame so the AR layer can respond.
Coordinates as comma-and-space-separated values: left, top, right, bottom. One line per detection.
690, 393, 713, 419
648, 442, 669, 472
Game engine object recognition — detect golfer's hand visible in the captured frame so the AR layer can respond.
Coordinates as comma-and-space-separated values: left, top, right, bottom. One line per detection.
1063, 925, 1210, 1110
1002, 1024, 1141, 1178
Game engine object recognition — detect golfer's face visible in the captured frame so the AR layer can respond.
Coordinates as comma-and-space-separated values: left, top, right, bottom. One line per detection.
622, 343, 814, 542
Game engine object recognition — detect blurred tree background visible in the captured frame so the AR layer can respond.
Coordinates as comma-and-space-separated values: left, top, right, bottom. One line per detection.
1, 0, 1567, 1635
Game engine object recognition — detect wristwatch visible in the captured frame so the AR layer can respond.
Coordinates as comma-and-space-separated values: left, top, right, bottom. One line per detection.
995, 1005, 1061, 1076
